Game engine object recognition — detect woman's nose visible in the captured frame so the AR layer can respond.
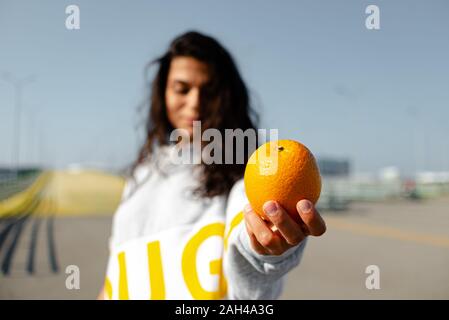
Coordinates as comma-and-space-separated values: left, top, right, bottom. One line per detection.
187, 88, 200, 114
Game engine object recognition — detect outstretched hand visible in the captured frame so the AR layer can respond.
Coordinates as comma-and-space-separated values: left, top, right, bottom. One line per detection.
243, 200, 326, 256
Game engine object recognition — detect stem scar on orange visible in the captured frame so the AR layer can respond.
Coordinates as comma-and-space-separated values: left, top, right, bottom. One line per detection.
243, 139, 322, 222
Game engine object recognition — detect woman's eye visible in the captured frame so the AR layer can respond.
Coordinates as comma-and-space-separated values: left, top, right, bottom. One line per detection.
174, 86, 189, 95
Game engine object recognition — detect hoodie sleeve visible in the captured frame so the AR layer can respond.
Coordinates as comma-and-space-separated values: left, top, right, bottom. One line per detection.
222, 179, 307, 300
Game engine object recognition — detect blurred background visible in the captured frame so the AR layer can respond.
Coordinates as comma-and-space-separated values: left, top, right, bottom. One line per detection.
0, 0, 448, 299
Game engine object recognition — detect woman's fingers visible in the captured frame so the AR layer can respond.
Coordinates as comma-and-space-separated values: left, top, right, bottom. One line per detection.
244, 205, 285, 255
243, 200, 326, 256
262, 201, 305, 246
296, 200, 326, 236
244, 221, 268, 255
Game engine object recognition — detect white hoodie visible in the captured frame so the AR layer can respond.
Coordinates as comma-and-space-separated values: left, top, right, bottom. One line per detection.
104, 143, 306, 300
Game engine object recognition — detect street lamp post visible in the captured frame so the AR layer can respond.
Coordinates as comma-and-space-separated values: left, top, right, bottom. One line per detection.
1, 72, 36, 179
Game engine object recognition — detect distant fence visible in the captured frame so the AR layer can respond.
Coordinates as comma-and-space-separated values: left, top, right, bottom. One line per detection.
0, 168, 41, 180
317, 176, 449, 211
0, 168, 42, 201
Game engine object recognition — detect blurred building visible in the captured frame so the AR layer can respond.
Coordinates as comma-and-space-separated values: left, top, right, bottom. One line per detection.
316, 157, 351, 211
415, 171, 449, 198
317, 158, 350, 177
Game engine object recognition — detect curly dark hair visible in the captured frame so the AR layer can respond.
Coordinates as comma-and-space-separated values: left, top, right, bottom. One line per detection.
130, 31, 259, 197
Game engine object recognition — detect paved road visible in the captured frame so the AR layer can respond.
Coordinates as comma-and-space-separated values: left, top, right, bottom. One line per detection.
0, 216, 110, 299
281, 196, 449, 299
1, 197, 448, 299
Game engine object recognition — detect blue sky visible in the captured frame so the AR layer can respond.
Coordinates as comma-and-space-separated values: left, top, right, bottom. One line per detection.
0, 0, 448, 176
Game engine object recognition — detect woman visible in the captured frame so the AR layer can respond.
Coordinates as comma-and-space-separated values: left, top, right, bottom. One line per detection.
99, 31, 326, 300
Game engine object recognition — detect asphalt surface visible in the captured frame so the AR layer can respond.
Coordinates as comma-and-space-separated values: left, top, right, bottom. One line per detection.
1, 197, 448, 299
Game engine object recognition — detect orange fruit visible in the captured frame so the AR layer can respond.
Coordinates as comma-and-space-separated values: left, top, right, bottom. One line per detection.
244, 139, 321, 222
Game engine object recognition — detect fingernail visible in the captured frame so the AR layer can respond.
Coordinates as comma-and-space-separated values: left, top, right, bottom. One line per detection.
263, 201, 278, 216
244, 204, 252, 213
299, 200, 312, 213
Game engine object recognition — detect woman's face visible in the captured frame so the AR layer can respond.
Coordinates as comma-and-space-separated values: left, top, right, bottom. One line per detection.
165, 56, 210, 136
